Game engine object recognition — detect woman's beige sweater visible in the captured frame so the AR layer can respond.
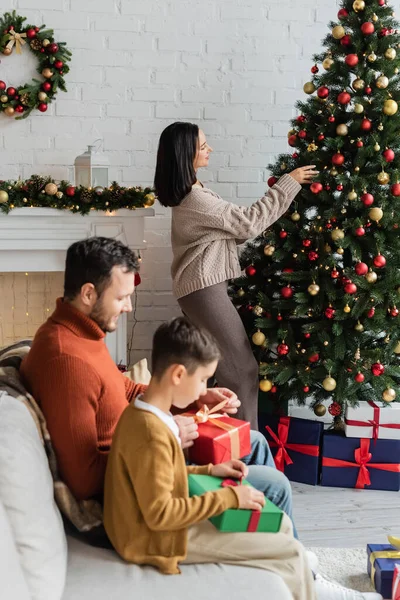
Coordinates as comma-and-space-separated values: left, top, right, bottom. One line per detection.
171, 174, 301, 299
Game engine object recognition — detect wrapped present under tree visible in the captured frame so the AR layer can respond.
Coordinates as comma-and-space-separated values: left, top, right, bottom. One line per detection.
345, 401, 400, 441
367, 536, 400, 599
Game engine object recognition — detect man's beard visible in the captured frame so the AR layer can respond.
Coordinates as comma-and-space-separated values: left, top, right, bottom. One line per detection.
89, 298, 117, 333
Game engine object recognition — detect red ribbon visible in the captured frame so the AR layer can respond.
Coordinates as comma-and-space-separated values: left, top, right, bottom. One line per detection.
265, 416, 320, 472
220, 479, 261, 532
322, 438, 400, 489
345, 401, 400, 442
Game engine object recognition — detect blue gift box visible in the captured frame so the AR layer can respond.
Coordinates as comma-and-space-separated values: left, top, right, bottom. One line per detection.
259, 415, 323, 485
367, 543, 400, 598
321, 432, 400, 491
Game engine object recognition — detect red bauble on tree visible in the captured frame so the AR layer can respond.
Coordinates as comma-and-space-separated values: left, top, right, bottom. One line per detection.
361, 22, 375, 35
268, 176, 278, 187
345, 54, 358, 66
308, 353, 319, 363
355, 262, 368, 276
15, 105, 24, 113
246, 265, 257, 276
292, 152, 299, 159
277, 343, 290, 356
54, 60, 63, 70
303, 386, 310, 393
26, 28, 36, 39
317, 86, 329, 99
328, 115, 335, 123
373, 254, 386, 268
298, 130, 307, 139
354, 372, 365, 383
310, 182, 323, 194
365, 86, 372, 94
297, 115, 306, 123
0, 81, 6, 91
288, 134, 298, 147
357, 140, 364, 148
7, 87, 16, 97
38, 103, 48, 113
367, 307, 375, 318
318, 133, 325, 141
355, 226, 365, 236
325, 306, 336, 319
42, 82, 52, 92
332, 152, 345, 166
337, 91, 351, 105
281, 286, 294, 299
338, 8, 349, 19
383, 149, 395, 162
390, 307, 399, 317
65, 186, 75, 197
47, 43, 59, 54
371, 362, 385, 376
340, 34, 352, 46
279, 230, 288, 239
331, 269, 340, 279
328, 402, 342, 416
337, 184, 344, 191
361, 192, 374, 206
304, 332, 311, 339
391, 183, 400, 196
361, 118, 372, 132
344, 282, 357, 294
311, 65, 319, 74
308, 251, 319, 261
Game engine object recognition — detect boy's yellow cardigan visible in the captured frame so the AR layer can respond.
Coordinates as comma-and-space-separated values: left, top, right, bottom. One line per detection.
104, 404, 239, 574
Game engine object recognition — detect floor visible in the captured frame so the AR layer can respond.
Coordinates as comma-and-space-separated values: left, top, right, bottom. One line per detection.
292, 483, 400, 547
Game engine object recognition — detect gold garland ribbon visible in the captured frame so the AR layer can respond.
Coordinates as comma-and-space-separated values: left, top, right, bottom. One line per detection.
6, 30, 27, 54
369, 535, 400, 585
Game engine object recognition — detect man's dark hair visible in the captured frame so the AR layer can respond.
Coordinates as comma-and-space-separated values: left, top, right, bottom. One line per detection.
64, 237, 139, 300
152, 317, 221, 378
154, 121, 199, 207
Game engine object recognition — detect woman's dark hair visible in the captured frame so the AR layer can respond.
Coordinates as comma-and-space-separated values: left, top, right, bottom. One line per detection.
154, 122, 199, 207
152, 317, 221, 378
64, 236, 139, 300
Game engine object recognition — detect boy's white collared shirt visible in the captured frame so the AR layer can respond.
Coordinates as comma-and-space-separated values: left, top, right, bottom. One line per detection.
134, 395, 182, 445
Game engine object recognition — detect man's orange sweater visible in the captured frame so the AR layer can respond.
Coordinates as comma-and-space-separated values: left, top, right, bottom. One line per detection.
20, 298, 146, 501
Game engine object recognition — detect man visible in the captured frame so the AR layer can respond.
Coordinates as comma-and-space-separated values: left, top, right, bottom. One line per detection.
20, 237, 294, 527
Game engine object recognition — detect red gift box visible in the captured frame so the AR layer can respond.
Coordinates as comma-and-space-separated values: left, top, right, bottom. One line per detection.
186, 401, 251, 465
393, 564, 400, 600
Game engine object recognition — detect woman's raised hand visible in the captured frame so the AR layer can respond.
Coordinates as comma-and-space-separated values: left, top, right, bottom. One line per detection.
289, 165, 319, 184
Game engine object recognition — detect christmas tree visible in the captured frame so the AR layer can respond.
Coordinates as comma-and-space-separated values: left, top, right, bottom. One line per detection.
230, 0, 400, 427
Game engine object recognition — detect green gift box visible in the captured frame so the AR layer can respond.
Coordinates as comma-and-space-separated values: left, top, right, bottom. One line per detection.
188, 474, 283, 533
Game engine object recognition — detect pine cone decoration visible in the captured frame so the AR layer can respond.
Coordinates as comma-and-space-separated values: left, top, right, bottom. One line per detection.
30, 39, 42, 51
80, 189, 94, 204
29, 175, 47, 192
20, 93, 30, 106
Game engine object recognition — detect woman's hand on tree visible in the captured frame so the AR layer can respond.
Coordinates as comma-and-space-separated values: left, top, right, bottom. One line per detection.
288, 165, 319, 184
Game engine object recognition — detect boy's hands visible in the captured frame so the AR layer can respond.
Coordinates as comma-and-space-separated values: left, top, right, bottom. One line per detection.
210, 459, 248, 480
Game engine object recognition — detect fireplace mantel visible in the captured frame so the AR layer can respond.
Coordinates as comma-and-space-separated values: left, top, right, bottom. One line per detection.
0, 207, 155, 364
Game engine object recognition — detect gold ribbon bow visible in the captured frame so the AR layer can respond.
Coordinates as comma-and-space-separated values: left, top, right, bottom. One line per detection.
186, 400, 241, 460
369, 535, 400, 585
6, 30, 27, 54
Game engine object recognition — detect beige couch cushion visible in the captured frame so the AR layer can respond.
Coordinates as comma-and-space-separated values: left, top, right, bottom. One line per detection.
0, 499, 31, 600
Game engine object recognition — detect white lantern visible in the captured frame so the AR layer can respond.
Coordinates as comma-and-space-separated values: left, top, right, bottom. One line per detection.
74, 143, 109, 188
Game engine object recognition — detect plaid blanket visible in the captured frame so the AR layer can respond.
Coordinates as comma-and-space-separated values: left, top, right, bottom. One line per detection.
0, 340, 103, 532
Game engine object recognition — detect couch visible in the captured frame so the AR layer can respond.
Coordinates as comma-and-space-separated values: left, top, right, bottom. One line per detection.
0, 390, 292, 599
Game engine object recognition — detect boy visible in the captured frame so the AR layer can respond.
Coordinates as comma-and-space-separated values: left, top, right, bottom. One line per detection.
104, 318, 381, 600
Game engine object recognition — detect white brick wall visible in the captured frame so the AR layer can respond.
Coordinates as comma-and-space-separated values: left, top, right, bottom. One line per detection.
0, 0, 352, 362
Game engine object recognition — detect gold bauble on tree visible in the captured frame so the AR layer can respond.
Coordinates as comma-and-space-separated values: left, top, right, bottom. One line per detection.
376, 75, 389, 89
368, 52, 377, 62
369, 207, 384, 221
385, 47, 396, 60
354, 103, 364, 114
291, 212, 301, 222
383, 99, 398, 116
4, 106, 14, 116
394, 341, 400, 354
0, 190, 9, 204
382, 388, 396, 402
354, 321, 364, 332
144, 192, 156, 207
344, 304, 351, 313
264, 244, 275, 256
366, 270, 378, 283
348, 190, 357, 201
259, 379, 273, 393
322, 376, 337, 391
303, 82, 316, 94
374, 143, 381, 152
0, 95, 8, 103
337, 247, 344, 255
252, 330, 266, 346
352, 78, 365, 91
332, 25, 345, 39
336, 124, 348, 136
44, 183, 58, 196
2, 47, 12, 56
331, 228, 345, 241
42, 68, 53, 79
237, 288, 245, 297
377, 170, 390, 185
42, 39, 51, 47
314, 404, 327, 417
308, 283, 320, 296
322, 57, 334, 70
38, 92, 47, 102
353, 0, 365, 11
253, 305, 263, 317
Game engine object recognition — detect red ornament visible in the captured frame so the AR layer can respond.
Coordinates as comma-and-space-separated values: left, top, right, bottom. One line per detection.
246, 265, 257, 276
297, 115, 306, 123
308, 251, 319, 261
336, 184, 343, 191
26, 28, 36, 39
318, 133, 325, 141
379, 27, 389, 37
281, 286, 293, 299
367, 307, 375, 318
365, 86, 372, 94
277, 343, 290, 356
35, 26, 40, 32
6, 87, 16, 97
268, 176, 278, 187
311, 65, 319, 74
391, 183, 400, 196
354, 372, 365, 383
344, 282, 357, 294
338, 8, 349, 19
390, 307, 399, 317
332, 153, 345, 166
304, 332, 311, 339
361, 118, 372, 132
337, 91, 351, 105
282, 268, 294, 273
288, 134, 298, 147
383, 149, 395, 162
298, 130, 307, 139
47, 43, 59, 54
54, 60, 63, 69
65, 186, 75, 197
310, 182, 323, 194
317, 86, 329, 99
302, 239, 312, 247
356, 140, 364, 148
279, 230, 288, 239
361, 192, 374, 206
355, 262, 368, 276
371, 362, 385, 376
277, 314, 283, 321
378, 0, 385, 4
331, 269, 340, 279
345, 54, 359, 67
38, 103, 48, 112
361, 22, 375, 35
14, 105, 24, 113
292, 152, 299, 159
325, 307, 336, 319
328, 402, 342, 417
134, 272, 141, 287
42, 82, 51, 92
340, 34, 352, 46
0, 81, 6, 91
373, 254, 386, 268
341, 276, 351, 286
303, 386, 310, 393
308, 353, 320, 363
328, 115, 335, 123
270, 386, 278, 394
325, 185, 331, 192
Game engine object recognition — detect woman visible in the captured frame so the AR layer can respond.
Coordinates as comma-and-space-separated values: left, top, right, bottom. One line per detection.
154, 122, 318, 430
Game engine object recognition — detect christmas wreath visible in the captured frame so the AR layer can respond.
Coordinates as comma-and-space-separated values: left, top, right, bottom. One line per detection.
0, 175, 156, 215
0, 11, 71, 119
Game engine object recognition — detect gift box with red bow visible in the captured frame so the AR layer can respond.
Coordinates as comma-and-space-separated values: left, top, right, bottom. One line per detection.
188, 474, 283, 532
187, 401, 251, 465
260, 415, 323, 485
393, 564, 400, 600
322, 431, 400, 491
345, 400, 400, 441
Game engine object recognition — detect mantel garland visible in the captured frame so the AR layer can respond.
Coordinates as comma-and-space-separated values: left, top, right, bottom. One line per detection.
0, 175, 156, 215
0, 11, 72, 119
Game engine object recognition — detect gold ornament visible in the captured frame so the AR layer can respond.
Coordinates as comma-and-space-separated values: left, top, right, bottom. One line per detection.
264, 244, 275, 256
382, 388, 396, 402
4, 106, 14, 116
354, 166, 360, 172
332, 25, 346, 39
376, 75, 389, 89
354, 321, 364, 332
353, 0, 365, 11
291, 212, 301, 222
253, 305, 263, 317
374, 143, 381, 152
383, 99, 398, 116
372, 13, 378, 22
288, 129, 296, 137
259, 379, 273, 393
352, 78, 365, 91
42, 68, 53, 79
325, 243, 332, 253
337, 247, 344, 255
2, 47, 12, 56
377, 171, 390, 185
344, 304, 351, 313
303, 82, 315, 94
56, 191, 63, 199
368, 52, 377, 62
0, 190, 9, 203
314, 404, 327, 416
0, 95, 8, 103
237, 288, 245, 297
42, 39, 51, 47
252, 330, 266, 346
280, 163, 287, 170
44, 183, 58, 196
348, 190, 357, 201
336, 124, 348, 136
308, 283, 320, 296
394, 341, 400, 354
322, 376, 337, 391
354, 103, 364, 114
331, 228, 345, 241
369, 206, 383, 221
307, 142, 318, 152
38, 92, 47, 101
144, 192, 156, 207
366, 270, 377, 283
323, 57, 334, 70
396, 68, 399, 74
385, 47, 396, 60
330, 168, 338, 176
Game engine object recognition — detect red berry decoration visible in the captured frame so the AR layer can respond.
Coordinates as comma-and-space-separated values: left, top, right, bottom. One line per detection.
345, 54, 359, 67
361, 118, 372, 132
337, 184, 343, 191
325, 307, 336, 319
344, 282, 357, 294
308, 251, 319, 261
357, 140, 364, 148
340, 34, 352, 46
373, 254, 386, 268
355, 372, 365, 383
355, 227, 365, 237
309, 353, 319, 363
390, 307, 399, 317
7, 87, 16, 97
26, 28, 36, 39
42, 82, 52, 92
268, 176, 278, 187
367, 307, 375, 318
0, 81, 5, 91
371, 362, 384, 376
383, 149, 395, 162
302, 239, 312, 248
331, 269, 340, 279
277, 343, 290, 356
279, 230, 288, 239
361, 192, 374, 206
281, 286, 294, 299
338, 8, 349, 19
298, 130, 307, 139
65, 186, 75, 197
328, 402, 342, 417
332, 152, 345, 166
310, 182, 323, 194
328, 115, 335, 123
355, 262, 368, 276
337, 91, 351, 105
365, 86, 372, 94
303, 386, 310, 393
318, 133, 325, 141
317, 86, 329, 99
391, 183, 400, 196
361, 22, 375, 35
246, 265, 257, 276
38, 103, 48, 112
288, 134, 298, 147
